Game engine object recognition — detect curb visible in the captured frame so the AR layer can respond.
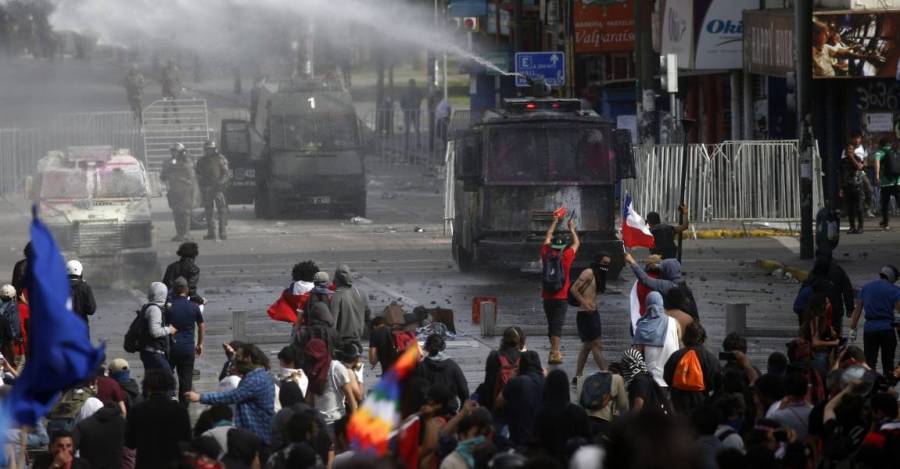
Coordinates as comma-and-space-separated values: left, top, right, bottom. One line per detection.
692, 228, 797, 239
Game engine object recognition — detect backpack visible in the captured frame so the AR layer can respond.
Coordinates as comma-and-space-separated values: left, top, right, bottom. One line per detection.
884, 149, 900, 177
672, 349, 706, 392
492, 353, 520, 407
580, 371, 613, 411
542, 249, 565, 293
48, 387, 95, 421
123, 304, 152, 353
392, 329, 417, 357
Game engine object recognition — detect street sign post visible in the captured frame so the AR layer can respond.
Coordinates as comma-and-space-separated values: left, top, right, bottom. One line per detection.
514, 52, 566, 87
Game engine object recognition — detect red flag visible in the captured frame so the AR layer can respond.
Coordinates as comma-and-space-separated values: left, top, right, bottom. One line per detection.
622, 194, 655, 249
395, 415, 421, 469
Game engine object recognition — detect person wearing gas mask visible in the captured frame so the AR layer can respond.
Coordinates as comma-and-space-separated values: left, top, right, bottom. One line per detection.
160, 142, 197, 242
569, 252, 612, 385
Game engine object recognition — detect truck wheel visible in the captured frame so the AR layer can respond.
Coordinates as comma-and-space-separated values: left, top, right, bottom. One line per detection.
452, 237, 475, 273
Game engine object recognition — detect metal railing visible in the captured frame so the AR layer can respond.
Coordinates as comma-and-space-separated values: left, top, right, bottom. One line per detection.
622, 140, 824, 223
142, 98, 210, 173
0, 111, 143, 196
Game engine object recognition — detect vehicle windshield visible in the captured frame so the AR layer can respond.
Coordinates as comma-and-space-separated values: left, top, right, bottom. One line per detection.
269, 113, 358, 152
96, 165, 146, 198
486, 125, 613, 183
223, 122, 250, 157
39, 169, 90, 199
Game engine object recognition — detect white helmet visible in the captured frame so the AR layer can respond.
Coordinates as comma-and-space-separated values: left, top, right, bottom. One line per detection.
0, 284, 15, 298
66, 260, 83, 276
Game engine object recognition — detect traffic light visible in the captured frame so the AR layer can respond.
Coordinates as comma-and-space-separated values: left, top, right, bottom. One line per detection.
659, 53, 678, 94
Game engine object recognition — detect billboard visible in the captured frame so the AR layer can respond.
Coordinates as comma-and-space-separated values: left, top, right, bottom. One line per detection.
574, 0, 635, 53
743, 9, 794, 77
661, 0, 756, 70
812, 12, 900, 79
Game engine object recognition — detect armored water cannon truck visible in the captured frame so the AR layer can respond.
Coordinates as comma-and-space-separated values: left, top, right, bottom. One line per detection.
449, 96, 635, 275
219, 77, 367, 218
29, 146, 158, 284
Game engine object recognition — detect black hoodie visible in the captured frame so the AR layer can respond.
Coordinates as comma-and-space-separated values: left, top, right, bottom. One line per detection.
418, 353, 470, 407
75, 403, 125, 469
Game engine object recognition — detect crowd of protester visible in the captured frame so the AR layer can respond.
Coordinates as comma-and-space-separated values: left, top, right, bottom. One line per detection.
1, 233, 899, 469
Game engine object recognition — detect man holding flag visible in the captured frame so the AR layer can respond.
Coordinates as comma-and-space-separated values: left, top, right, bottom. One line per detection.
622, 194, 657, 331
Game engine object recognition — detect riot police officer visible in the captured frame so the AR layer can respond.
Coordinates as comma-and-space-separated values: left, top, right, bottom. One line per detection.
160, 143, 197, 242
196, 140, 230, 240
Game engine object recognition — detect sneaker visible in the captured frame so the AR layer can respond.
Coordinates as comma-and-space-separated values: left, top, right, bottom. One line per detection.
548, 350, 563, 365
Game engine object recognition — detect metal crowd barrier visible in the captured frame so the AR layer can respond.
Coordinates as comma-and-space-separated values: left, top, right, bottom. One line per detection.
622, 140, 824, 223
0, 111, 143, 196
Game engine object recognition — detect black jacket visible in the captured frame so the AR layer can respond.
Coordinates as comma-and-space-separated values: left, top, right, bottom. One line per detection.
116, 377, 142, 410
801, 262, 854, 320
31, 455, 93, 469
75, 403, 125, 469
69, 276, 97, 323
11, 258, 27, 295
417, 355, 469, 407
162, 258, 201, 299
125, 394, 192, 469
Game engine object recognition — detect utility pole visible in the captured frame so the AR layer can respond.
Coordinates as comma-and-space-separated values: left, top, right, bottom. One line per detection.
795, 0, 814, 259
634, 0, 656, 144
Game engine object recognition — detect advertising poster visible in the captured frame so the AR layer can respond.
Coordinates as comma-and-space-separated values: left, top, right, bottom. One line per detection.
813, 12, 900, 79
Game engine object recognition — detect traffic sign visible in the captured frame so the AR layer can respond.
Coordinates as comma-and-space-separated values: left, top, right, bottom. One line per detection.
514, 52, 566, 87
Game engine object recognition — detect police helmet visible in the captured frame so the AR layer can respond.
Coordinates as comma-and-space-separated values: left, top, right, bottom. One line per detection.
204, 140, 217, 151
170, 142, 186, 154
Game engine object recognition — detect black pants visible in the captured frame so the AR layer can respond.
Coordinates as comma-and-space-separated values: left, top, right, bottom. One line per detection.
863, 329, 897, 377
169, 348, 195, 405
881, 185, 898, 226
843, 185, 863, 231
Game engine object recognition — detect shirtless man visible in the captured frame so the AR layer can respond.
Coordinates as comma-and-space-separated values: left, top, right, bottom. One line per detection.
570, 253, 612, 384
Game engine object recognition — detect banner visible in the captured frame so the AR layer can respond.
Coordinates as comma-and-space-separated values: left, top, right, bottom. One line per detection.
661, 0, 694, 68
662, 0, 755, 70
743, 9, 794, 77
812, 12, 900, 79
574, 0, 635, 53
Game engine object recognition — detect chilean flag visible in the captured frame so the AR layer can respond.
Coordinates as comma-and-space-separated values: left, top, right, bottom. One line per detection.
622, 193, 655, 249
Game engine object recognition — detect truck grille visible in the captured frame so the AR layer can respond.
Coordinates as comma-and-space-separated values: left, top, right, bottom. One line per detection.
74, 221, 123, 255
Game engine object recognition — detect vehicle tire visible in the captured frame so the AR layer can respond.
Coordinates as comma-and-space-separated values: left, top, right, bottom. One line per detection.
452, 236, 475, 273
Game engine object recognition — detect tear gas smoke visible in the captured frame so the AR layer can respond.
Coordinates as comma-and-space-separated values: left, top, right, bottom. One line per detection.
50, 0, 510, 74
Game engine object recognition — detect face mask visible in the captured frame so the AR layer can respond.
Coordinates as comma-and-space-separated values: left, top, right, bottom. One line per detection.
591, 263, 609, 293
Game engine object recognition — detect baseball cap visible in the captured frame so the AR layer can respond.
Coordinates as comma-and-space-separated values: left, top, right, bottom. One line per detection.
109, 358, 129, 374
313, 271, 330, 284
550, 235, 569, 250
0, 284, 15, 298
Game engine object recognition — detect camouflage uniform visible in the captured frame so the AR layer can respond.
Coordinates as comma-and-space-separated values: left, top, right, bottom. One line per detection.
196, 150, 230, 239
160, 153, 197, 241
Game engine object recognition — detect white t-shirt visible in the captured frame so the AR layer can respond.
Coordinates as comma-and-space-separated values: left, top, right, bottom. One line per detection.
314, 360, 351, 425
643, 316, 680, 388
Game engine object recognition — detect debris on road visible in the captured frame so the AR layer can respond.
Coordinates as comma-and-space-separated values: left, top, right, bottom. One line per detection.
351, 216, 373, 224
414, 226, 425, 233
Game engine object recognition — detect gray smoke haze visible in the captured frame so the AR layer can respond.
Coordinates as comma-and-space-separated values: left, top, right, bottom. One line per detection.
50, 0, 465, 60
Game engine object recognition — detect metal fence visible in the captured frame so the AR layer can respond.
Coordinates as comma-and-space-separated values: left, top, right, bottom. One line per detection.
622, 140, 824, 223
0, 111, 143, 195
361, 108, 466, 167
142, 98, 210, 173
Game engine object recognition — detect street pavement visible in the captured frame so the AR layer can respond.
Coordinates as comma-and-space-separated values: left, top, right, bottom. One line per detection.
2, 163, 899, 410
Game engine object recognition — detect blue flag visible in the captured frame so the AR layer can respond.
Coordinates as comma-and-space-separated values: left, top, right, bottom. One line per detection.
3, 206, 105, 426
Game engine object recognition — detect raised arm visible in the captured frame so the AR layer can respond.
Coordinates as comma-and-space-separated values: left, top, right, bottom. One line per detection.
543, 216, 560, 245
568, 217, 581, 253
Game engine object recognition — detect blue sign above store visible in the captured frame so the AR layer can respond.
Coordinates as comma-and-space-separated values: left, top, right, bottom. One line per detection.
448, 0, 488, 17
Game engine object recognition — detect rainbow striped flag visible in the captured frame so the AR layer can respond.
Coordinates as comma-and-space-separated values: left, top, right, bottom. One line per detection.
348, 344, 419, 456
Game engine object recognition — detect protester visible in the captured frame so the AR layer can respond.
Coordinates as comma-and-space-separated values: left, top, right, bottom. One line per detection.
764, 371, 813, 440
663, 322, 721, 414
32, 430, 93, 469
140, 282, 176, 377
74, 401, 126, 469
569, 253, 611, 384
502, 350, 544, 446
540, 214, 579, 365
331, 264, 371, 353
66, 260, 96, 338
108, 358, 141, 410
185, 343, 276, 444
794, 245, 854, 333
276, 344, 309, 399
302, 337, 357, 431
478, 327, 523, 412
221, 428, 263, 469
874, 138, 899, 230
293, 297, 341, 354
534, 369, 590, 463
440, 408, 493, 469
841, 141, 866, 233
0, 284, 21, 364
267, 260, 318, 325
633, 291, 680, 392
850, 264, 900, 376
577, 366, 628, 437
94, 365, 128, 417
166, 276, 206, 405
620, 348, 669, 413
162, 242, 203, 303
417, 333, 469, 409
126, 369, 192, 469
800, 292, 840, 378
199, 405, 236, 458
419, 384, 457, 468
333, 342, 364, 405
265, 410, 326, 468
646, 205, 689, 259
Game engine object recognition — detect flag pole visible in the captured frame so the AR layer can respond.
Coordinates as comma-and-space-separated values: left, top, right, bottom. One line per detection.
677, 117, 696, 263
